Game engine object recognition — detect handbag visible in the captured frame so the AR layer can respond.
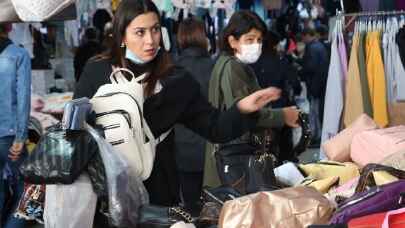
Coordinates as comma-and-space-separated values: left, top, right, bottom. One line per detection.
61, 98, 92, 131
137, 205, 194, 228
348, 207, 405, 228
10, 0, 75, 21
351, 126, 405, 167
298, 161, 360, 185
19, 125, 99, 184
322, 114, 378, 162
355, 164, 405, 193
330, 180, 405, 224
219, 187, 334, 228
215, 132, 278, 194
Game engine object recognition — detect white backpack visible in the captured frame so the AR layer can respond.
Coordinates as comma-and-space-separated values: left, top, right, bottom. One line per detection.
90, 68, 170, 180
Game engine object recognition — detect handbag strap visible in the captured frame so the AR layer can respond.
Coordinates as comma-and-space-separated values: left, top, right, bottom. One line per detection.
168, 207, 193, 223
355, 164, 405, 193
382, 207, 405, 228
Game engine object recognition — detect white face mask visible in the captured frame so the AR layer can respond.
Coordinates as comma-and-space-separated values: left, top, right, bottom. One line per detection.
235, 43, 262, 64
125, 46, 161, 65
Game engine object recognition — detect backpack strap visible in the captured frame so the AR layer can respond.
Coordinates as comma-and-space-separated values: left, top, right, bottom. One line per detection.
158, 129, 173, 143
110, 67, 148, 84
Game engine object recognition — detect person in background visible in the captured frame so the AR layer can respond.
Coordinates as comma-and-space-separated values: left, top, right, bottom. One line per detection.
205, 10, 300, 188
251, 30, 302, 162
73, 27, 103, 82
174, 17, 214, 214
102, 22, 114, 51
300, 27, 329, 146
0, 23, 31, 228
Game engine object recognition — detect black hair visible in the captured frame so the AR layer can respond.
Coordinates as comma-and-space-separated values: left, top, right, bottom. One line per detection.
103, 0, 173, 96
220, 10, 267, 55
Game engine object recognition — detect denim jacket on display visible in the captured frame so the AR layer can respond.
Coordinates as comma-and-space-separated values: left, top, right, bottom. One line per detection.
0, 41, 31, 143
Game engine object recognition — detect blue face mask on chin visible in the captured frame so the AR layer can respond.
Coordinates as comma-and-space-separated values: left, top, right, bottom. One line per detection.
125, 47, 161, 65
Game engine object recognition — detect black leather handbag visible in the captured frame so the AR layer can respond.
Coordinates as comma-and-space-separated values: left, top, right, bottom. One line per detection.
215, 112, 311, 194
215, 133, 278, 194
137, 205, 194, 228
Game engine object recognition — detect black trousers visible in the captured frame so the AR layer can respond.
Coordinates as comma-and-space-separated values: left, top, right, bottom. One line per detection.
178, 171, 204, 215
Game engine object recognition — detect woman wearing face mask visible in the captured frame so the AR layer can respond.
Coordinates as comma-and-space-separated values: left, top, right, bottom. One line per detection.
74, 0, 281, 207
204, 10, 300, 188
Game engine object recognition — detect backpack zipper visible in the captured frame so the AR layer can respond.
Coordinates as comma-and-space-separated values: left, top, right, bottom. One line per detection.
96, 110, 132, 129
94, 92, 144, 128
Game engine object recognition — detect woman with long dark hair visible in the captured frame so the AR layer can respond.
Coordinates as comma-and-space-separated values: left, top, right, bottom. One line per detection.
74, 0, 281, 206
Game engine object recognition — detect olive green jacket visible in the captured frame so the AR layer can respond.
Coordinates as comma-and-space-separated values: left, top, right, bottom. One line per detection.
203, 54, 285, 187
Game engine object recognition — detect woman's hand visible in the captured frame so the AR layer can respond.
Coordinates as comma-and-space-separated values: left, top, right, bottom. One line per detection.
282, 106, 300, 128
237, 87, 281, 114
9, 142, 24, 161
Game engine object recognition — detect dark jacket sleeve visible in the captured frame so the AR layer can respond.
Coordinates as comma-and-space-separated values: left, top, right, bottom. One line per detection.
73, 59, 112, 99
222, 59, 285, 128
144, 67, 258, 144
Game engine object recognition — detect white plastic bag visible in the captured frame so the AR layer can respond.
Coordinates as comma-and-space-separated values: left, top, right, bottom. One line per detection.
86, 125, 149, 227
44, 174, 97, 228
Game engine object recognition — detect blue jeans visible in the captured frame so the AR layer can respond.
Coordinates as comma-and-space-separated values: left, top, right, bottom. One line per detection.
0, 136, 26, 228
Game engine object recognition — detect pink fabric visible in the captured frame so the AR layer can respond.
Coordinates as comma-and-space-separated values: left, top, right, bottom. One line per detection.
351, 125, 405, 167
334, 176, 359, 194
30, 111, 58, 131
323, 114, 378, 162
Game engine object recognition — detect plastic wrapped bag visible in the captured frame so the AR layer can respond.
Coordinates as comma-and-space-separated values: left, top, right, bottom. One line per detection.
86, 125, 149, 227
44, 174, 97, 228
19, 126, 98, 184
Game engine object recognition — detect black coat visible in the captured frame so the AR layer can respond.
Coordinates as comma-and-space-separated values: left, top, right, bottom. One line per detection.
251, 52, 301, 108
174, 47, 214, 172
73, 40, 103, 82
73, 58, 257, 206
301, 40, 329, 99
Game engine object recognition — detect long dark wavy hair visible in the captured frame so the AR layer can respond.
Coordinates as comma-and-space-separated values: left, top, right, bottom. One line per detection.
103, 0, 173, 96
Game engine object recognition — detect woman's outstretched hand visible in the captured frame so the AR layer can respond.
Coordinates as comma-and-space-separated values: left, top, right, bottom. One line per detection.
237, 87, 281, 114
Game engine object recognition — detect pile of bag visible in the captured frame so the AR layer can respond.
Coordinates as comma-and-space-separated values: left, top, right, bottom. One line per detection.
213, 114, 405, 228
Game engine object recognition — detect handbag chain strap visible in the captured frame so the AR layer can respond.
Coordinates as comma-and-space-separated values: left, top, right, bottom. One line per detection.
169, 207, 194, 223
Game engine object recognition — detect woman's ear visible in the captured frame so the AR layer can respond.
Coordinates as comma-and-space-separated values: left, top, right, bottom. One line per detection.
228, 35, 239, 53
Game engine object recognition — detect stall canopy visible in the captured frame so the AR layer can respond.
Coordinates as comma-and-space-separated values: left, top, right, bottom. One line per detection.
0, 0, 76, 22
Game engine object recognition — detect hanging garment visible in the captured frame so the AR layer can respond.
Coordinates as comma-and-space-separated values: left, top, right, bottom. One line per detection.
379, 0, 396, 11
238, 0, 254, 9
321, 35, 345, 159
343, 0, 362, 13
366, 31, 389, 127
358, 32, 373, 117
338, 32, 348, 82
8, 23, 34, 58
64, 20, 80, 48
383, 19, 396, 103
153, 0, 175, 18
396, 0, 405, 10
343, 35, 364, 126
253, 0, 267, 21
393, 26, 405, 101
261, 0, 282, 10
359, 0, 380, 12
397, 26, 405, 70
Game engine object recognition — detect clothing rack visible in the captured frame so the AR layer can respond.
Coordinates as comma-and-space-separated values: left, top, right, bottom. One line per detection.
337, 10, 405, 31
337, 10, 405, 18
